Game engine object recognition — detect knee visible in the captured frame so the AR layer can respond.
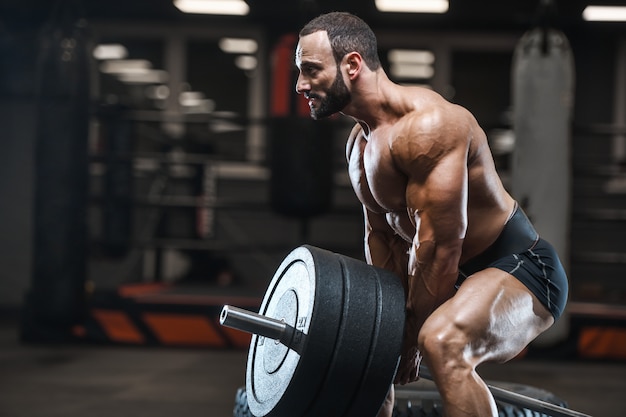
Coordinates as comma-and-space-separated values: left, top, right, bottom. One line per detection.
418, 314, 470, 368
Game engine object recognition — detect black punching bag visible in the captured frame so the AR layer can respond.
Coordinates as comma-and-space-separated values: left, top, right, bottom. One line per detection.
268, 34, 334, 220
269, 117, 333, 218
21, 1, 92, 342
100, 103, 133, 257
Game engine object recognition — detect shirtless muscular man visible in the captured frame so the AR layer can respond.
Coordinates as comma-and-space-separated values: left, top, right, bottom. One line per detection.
294, 12, 568, 417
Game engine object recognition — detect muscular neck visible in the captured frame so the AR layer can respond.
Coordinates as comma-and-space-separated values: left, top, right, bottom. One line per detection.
341, 69, 401, 129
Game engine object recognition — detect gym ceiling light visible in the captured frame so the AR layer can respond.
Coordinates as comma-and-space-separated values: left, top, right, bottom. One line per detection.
582, 5, 626, 21
173, 0, 249, 15
93, 44, 128, 60
218, 38, 258, 54
375, 0, 449, 13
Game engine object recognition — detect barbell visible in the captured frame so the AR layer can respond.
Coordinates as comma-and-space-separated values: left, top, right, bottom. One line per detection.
220, 245, 591, 417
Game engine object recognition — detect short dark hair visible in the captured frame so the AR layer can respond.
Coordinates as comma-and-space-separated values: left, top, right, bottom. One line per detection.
299, 12, 381, 70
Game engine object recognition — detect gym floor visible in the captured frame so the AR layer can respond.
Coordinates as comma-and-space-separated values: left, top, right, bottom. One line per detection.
1, 319, 624, 417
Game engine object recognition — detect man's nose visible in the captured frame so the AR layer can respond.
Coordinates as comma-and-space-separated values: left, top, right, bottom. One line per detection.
295, 74, 309, 95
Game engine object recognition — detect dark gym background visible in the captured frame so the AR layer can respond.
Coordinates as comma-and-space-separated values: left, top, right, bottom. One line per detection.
1, 0, 625, 416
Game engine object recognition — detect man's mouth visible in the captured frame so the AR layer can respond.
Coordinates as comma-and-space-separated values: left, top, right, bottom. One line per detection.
307, 94, 320, 108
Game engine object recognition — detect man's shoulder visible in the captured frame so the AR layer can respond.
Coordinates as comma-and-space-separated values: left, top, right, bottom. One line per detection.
389, 107, 460, 150
387, 95, 474, 170
396, 89, 473, 142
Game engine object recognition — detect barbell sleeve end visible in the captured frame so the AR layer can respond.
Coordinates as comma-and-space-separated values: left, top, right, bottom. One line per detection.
220, 305, 288, 342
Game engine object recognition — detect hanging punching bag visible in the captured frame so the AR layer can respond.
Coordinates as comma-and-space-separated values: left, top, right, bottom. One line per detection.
100, 103, 133, 258
269, 117, 333, 218
511, 0, 575, 345
268, 34, 333, 219
21, 0, 92, 342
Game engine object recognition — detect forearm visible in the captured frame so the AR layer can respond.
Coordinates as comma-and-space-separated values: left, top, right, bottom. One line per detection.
406, 239, 463, 331
365, 230, 410, 283
363, 208, 410, 281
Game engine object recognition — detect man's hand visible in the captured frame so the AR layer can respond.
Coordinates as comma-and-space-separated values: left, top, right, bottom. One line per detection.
394, 315, 422, 385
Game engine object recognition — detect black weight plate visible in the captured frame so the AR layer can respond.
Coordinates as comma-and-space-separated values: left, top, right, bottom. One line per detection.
246, 245, 344, 417
348, 260, 406, 416
246, 245, 406, 417
302, 251, 380, 417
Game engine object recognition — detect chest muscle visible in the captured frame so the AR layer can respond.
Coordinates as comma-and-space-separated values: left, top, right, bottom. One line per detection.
348, 135, 415, 239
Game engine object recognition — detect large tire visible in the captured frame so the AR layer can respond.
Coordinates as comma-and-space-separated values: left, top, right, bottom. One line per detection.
233, 387, 253, 417
492, 382, 568, 417
233, 382, 568, 417
394, 381, 568, 417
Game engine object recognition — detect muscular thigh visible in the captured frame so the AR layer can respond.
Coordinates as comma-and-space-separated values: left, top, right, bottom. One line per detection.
424, 268, 554, 365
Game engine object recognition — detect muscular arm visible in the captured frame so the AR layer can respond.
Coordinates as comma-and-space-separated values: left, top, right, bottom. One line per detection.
405, 148, 467, 333
393, 117, 469, 384
363, 207, 410, 289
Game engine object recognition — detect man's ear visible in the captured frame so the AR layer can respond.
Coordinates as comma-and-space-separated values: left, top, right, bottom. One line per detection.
344, 52, 363, 80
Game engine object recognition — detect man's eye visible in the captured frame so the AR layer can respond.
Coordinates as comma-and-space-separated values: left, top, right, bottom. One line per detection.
304, 66, 318, 76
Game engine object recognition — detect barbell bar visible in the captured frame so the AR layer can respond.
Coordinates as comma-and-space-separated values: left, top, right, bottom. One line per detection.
220, 305, 305, 355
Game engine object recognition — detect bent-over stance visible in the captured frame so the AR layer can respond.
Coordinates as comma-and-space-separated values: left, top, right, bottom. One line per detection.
295, 12, 568, 417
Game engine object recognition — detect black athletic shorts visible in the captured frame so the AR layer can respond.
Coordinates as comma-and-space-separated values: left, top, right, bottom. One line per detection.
457, 205, 569, 321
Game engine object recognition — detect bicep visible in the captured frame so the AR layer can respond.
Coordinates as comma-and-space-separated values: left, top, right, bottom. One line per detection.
407, 148, 468, 245
404, 150, 467, 297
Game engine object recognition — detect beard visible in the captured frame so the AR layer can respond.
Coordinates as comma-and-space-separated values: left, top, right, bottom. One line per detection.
309, 69, 351, 120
